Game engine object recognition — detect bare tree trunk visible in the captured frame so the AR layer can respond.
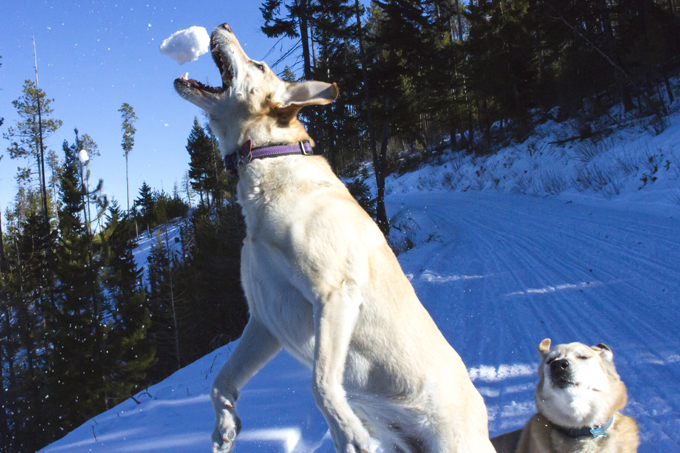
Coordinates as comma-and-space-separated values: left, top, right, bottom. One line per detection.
0, 210, 5, 271
467, 96, 475, 150
355, 0, 388, 234
663, 66, 675, 104
1, 304, 16, 451
310, 22, 317, 68
0, 338, 9, 448
126, 152, 130, 212
298, 0, 313, 81
595, 0, 636, 112
448, 108, 458, 151
455, 0, 464, 40
33, 36, 49, 227
376, 95, 391, 234
164, 226, 181, 371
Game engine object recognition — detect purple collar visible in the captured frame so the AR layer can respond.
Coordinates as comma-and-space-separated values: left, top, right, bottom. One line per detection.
224, 140, 313, 174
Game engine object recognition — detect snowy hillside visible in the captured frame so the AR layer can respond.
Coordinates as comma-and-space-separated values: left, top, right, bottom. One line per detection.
42, 103, 680, 453
131, 219, 184, 283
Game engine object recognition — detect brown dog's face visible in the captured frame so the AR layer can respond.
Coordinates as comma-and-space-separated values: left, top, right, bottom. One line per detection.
535, 339, 627, 428
173, 23, 338, 155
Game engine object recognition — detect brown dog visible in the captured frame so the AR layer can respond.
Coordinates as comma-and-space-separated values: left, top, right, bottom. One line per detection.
491, 339, 639, 453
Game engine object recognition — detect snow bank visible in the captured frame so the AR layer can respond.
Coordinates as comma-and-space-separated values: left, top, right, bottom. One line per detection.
159, 26, 210, 65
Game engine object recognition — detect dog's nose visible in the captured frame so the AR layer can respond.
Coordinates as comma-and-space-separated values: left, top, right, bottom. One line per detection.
550, 359, 570, 374
219, 23, 232, 32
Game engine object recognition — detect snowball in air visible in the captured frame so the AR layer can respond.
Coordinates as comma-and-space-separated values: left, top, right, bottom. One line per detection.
78, 150, 89, 163
159, 26, 210, 65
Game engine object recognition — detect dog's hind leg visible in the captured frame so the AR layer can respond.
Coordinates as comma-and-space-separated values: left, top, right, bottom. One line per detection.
312, 280, 371, 453
211, 317, 281, 453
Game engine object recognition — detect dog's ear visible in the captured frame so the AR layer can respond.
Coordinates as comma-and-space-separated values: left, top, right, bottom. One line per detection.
538, 338, 551, 359
592, 343, 613, 362
276, 81, 339, 109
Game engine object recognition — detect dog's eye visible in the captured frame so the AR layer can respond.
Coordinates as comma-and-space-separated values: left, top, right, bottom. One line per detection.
577, 355, 589, 360
253, 61, 265, 72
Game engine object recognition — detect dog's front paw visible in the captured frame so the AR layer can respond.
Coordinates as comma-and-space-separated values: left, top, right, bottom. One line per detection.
211, 388, 242, 453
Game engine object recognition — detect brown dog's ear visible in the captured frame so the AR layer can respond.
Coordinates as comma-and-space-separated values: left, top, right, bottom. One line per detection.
538, 338, 551, 359
277, 81, 339, 109
592, 343, 614, 362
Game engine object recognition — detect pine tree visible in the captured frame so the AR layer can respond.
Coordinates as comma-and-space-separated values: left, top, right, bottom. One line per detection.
365, 0, 432, 233
465, 0, 537, 140
308, 0, 362, 171
172, 205, 249, 361
181, 170, 195, 209
145, 230, 182, 381
46, 149, 63, 221
204, 121, 227, 207
0, 208, 54, 450
186, 117, 216, 208
135, 182, 156, 233
101, 200, 156, 402
3, 80, 62, 223
47, 135, 111, 436
119, 103, 137, 214
280, 65, 298, 83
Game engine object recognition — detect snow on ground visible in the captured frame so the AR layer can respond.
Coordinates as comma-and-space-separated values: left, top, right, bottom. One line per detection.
43, 101, 680, 452
132, 218, 184, 283
386, 99, 680, 207
159, 26, 210, 65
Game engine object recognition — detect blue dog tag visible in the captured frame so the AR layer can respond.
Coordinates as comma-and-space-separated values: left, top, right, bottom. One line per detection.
590, 426, 607, 438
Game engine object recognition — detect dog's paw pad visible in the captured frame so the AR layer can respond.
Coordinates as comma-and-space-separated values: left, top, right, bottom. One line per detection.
212, 441, 232, 453
222, 427, 237, 443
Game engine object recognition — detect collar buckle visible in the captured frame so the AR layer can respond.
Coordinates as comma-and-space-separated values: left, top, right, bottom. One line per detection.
299, 140, 313, 156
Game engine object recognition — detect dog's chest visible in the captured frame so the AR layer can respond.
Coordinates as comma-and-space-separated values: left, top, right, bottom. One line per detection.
240, 236, 317, 365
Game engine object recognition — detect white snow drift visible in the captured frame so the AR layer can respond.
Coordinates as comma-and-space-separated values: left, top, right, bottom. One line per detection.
159, 26, 210, 65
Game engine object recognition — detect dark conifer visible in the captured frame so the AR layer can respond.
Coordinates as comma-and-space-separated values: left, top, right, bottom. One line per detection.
102, 200, 156, 400
186, 117, 215, 208
135, 181, 156, 232
47, 136, 111, 435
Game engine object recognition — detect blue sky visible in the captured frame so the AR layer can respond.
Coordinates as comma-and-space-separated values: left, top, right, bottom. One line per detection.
0, 1, 301, 218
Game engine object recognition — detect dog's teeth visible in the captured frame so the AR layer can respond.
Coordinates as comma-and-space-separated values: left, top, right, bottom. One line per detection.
181, 72, 189, 80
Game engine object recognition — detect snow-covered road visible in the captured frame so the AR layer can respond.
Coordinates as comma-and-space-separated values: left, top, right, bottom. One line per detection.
389, 191, 680, 451
43, 191, 680, 453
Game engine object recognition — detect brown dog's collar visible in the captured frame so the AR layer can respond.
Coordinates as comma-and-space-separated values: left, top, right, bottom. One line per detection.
553, 416, 614, 439
224, 140, 313, 174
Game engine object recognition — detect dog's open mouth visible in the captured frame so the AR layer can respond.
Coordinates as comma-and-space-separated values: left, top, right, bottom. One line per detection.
176, 73, 225, 94
210, 39, 234, 87
175, 36, 233, 94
